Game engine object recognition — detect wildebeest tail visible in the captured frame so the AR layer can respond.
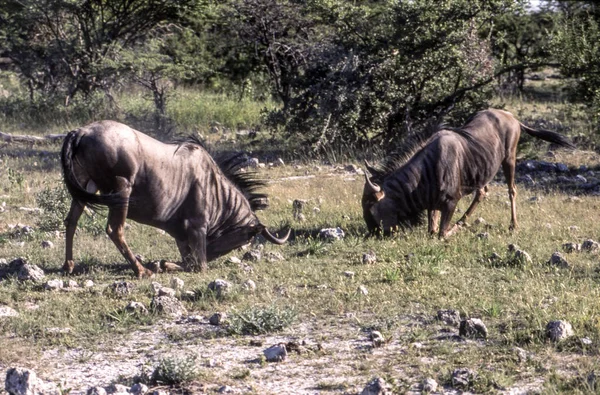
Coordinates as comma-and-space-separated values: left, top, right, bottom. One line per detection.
520, 123, 576, 149
61, 130, 127, 210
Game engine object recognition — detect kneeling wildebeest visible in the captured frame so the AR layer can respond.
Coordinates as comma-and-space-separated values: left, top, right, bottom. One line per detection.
363, 108, 575, 238
61, 121, 290, 277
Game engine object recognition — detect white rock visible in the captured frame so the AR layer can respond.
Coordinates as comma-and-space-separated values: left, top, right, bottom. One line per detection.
126, 301, 148, 314
582, 239, 600, 252
41, 240, 54, 249
243, 279, 256, 292
358, 285, 369, 295
547, 320, 574, 342
548, 252, 570, 268
360, 377, 390, 395
228, 256, 242, 264
130, 383, 148, 395
422, 377, 438, 392
44, 279, 64, 291
87, 387, 108, 395
83, 279, 95, 288
362, 251, 377, 265
264, 343, 287, 362
158, 287, 176, 297
319, 227, 345, 240
370, 330, 384, 347
208, 279, 232, 296
343, 271, 355, 279
5, 367, 59, 395
17, 264, 45, 283
0, 305, 19, 318
170, 277, 184, 290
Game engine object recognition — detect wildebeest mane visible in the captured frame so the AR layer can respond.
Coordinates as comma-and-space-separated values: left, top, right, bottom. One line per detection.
176, 135, 268, 211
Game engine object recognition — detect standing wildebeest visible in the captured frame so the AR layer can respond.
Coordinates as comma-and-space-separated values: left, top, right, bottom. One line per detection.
61, 121, 290, 277
363, 109, 575, 238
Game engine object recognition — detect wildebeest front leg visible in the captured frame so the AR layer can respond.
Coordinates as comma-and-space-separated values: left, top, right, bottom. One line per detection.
427, 210, 440, 235
502, 160, 518, 230
438, 200, 459, 239
457, 185, 488, 226
63, 200, 85, 274
185, 227, 208, 272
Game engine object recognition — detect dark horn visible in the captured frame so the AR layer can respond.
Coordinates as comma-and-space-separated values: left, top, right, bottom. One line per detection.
262, 227, 291, 244
364, 172, 381, 193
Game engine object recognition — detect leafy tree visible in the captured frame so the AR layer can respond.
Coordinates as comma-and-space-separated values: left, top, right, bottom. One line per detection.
0, 0, 195, 105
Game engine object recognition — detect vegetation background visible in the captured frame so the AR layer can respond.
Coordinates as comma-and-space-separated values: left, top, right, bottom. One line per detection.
2, 0, 600, 393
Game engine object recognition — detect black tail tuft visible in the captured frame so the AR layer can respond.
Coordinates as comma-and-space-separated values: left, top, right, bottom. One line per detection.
520, 123, 576, 150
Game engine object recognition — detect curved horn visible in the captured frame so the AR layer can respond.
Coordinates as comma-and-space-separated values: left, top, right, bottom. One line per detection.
364, 172, 381, 193
262, 227, 291, 244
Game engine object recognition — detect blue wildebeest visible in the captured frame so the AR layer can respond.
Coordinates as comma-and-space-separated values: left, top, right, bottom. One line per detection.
363, 108, 575, 238
61, 121, 290, 277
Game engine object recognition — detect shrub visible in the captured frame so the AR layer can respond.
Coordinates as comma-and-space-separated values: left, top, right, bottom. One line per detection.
228, 305, 297, 335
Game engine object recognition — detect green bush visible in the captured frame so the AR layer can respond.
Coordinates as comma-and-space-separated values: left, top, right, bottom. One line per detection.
228, 305, 297, 335
151, 354, 201, 385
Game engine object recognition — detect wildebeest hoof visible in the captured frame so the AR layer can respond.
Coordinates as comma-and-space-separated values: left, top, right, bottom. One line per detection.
62, 260, 75, 274
136, 267, 155, 279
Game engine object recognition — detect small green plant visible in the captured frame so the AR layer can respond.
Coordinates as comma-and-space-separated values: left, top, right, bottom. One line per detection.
151, 354, 201, 385
8, 167, 24, 189
228, 305, 297, 335
382, 267, 402, 283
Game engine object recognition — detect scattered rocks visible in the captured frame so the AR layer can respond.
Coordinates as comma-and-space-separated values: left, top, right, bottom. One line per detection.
243, 279, 256, 292
208, 279, 232, 296
0, 305, 19, 318
451, 368, 478, 389
228, 256, 242, 264
112, 281, 134, 296
86, 387, 108, 395
361, 251, 377, 265
546, 320, 574, 342
40, 240, 54, 249
319, 227, 345, 241
5, 367, 59, 395
43, 279, 64, 291
547, 252, 570, 268
343, 271, 355, 279
265, 251, 284, 262
582, 239, 600, 252
170, 277, 184, 290
150, 296, 187, 317
477, 232, 489, 240
130, 383, 148, 395
562, 242, 581, 253
437, 309, 461, 326
360, 377, 391, 395
107, 383, 129, 394
370, 330, 384, 347
459, 318, 488, 339
242, 249, 262, 262
209, 312, 227, 326
17, 263, 45, 283
125, 301, 148, 315
158, 287, 176, 297
263, 343, 288, 362
422, 377, 438, 392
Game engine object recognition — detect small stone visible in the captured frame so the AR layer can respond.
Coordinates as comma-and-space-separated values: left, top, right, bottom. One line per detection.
87, 387, 108, 395
171, 277, 184, 290
158, 287, 176, 297
546, 320, 574, 342
362, 251, 377, 265
360, 377, 391, 395
473, 217, 486, 225
242, 249, 262, 262
152, 391, 169, 395
513, 249, 532, 265
581, 337, 593, 345
370, 330, 384, 347
107, 384, 129, 394
83, 279, 95, 288
422, 377, 438, 392
112, 281, 135, 296
44, 279, 64, 291
243, 279, 256, 292
548, 252, 570, 268
343, 271, 355, 279
562, 242, 581, 253
264, 343, 288, 362
228, 256, 242, 264
459, 318, 488, 339
313, 207, 321, 214
184, 290, 196, 299
208, 279, 232, 296
41, 240, 54, 249
477, 232, 489, 240
569, 225, 580, 232
437, 309, 461, 326
582, 239, 600, 252
0, 305, 19, 318
209, 312, 227, 326
126, 301, 148, 314
150, 296, 187, 317
218, 385, 235, 393
247, 158, 260, 168
507, 243, 520, 252
130, 383, 149, 395
46, 327, 71, 335
265, 251, 284, 262
5, 368, 59, 395
17, 263, 45, 283
150, 281, 163, 295
556, 163, 569, 172
358, 285, 368, 295
452, 368, 478, 389
319, 227, 345, 240
514, 347, 527, 363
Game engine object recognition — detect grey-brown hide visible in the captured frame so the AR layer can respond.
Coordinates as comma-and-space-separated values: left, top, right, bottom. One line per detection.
363, 109, 575, 238
61, 121, 289, 277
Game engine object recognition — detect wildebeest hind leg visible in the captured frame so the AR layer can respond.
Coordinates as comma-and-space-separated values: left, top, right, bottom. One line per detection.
457, 186, 488, 226
63, 200, 85, 274
501, 160, 518, 230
